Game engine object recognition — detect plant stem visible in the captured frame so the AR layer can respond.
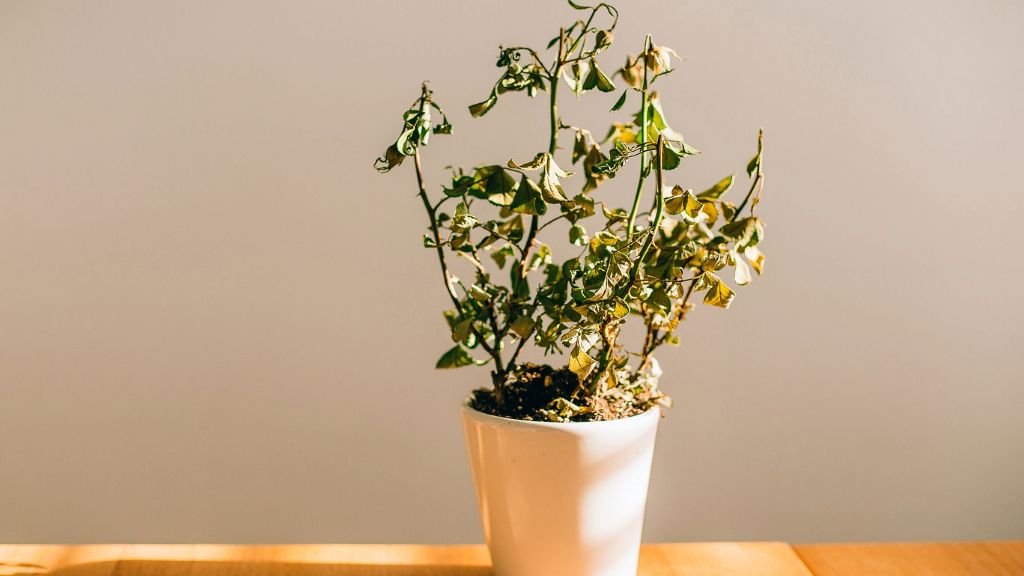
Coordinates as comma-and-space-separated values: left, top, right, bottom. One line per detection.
632, 135, 665, 285
505, 29, 565, 374
626, 35, 653, 241
413, 150, 500, 367
732, 172, 763, 222
642, 278, 696, 367
588, 137, 663, 392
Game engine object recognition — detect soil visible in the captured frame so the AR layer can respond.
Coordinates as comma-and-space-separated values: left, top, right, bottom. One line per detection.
468, 363, 661, 422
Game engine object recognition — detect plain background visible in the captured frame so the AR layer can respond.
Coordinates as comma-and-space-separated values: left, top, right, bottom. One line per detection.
2, 0, 1023, 544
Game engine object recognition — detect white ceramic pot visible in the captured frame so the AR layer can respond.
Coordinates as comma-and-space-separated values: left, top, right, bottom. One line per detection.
461, 404, 660, 576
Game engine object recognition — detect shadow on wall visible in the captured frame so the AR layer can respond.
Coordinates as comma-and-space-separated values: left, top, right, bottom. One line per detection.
0, 561, 492, 576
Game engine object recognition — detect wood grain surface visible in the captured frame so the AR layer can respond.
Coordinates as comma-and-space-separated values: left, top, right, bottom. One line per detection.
795, 542, 1024, 576
0, 544, 810, 576
2, 543, 1021, 576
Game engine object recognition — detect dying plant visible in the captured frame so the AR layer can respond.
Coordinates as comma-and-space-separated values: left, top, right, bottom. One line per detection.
375, 1, 767, 422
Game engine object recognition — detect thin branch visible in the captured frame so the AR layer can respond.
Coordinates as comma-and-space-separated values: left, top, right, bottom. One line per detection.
414, 149, 498, 363
537, 213, 569, 232
626, 35, 654, 241
732, 172, 763, 222
630, 135, 665, 288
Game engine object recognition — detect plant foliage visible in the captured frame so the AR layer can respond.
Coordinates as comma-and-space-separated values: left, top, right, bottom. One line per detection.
375, 1, 767, 421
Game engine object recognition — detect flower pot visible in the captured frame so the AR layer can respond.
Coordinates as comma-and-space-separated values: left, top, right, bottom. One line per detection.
461, 404, 660, 576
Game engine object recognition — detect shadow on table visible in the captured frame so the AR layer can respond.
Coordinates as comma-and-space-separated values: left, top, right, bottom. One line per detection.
1, 560, 493, 576
0, 563, 47, 576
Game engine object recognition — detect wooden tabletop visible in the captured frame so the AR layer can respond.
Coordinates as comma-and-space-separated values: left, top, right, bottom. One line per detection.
1, 543, 1021, 576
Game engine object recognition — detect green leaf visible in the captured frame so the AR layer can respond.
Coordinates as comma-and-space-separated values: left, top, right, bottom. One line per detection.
442, 309, 459, 330
582, 59, 616, 92
569, 224, 588, 246
468, 93, 497, 118
572, 130, 589, 164
423, 235, 437, 248
510, 174, 547, 216
452, 202, 477, 230
527, 243, 552, 272
698, 174, 734, 200
660, 145, 681, 171
511, 316, 535, 339
432, 117, 453, 135
610, 89, 629, 111
452, 318, 472, 342
436, 345, 483, 369
648, 288, 672, 315
721, 201, 737, 221
485, 169, 517, 206
703, 275, 736, 308
720, 216, 764, 248
470, 284, 490, 301
490, 243, 516, 269
747, 152, 760, 178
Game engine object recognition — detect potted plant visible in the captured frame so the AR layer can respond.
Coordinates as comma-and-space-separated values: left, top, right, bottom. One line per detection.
375, 2, 766, 574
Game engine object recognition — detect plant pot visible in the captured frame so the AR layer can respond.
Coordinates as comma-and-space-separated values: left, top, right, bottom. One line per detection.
461, 404, 660, 576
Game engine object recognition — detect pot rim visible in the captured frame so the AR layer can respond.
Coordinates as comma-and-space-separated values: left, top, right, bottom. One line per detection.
461, 400, 660, 429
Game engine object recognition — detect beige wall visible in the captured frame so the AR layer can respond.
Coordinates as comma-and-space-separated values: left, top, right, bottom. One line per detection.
2, 0, 1023, 543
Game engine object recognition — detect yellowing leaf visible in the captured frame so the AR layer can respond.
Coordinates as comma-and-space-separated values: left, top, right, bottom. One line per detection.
605, 122, 637, 144
452, 319, 472, 342
510, 174, 547, 216
508, 153, 546, 171
511, 316, 535, 339
613, 298, 630, 319
468, 94, 497, 118
701, 201, 719, 225
540, 155, 572, 203
470, 284, 490, 301
733, 252, 752, 286
744, 246, 765, 274
703, 275, 735, 308
698, 174, 734, 201
664, 186, 703, 220
569, 344, 596, 378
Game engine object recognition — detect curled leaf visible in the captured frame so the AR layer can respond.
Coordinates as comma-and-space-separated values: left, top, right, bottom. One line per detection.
582, 59, 616, 92
568, 344, 596, 378
698, 174, 734, 201
744, 246, 765, 274
618, 54, 644, 88
468, 93, 498, 117
703, 275, 735, 308
645, 42, 678, 75
733, 251, 752, 285
610, 89, 629, 111
664, 186, 703, 220
508, 153, 546, 171
510, 174, 547, 216
540, 155, 572, 203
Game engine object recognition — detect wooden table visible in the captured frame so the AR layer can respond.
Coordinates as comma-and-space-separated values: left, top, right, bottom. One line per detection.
1, 543, 1021, 576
